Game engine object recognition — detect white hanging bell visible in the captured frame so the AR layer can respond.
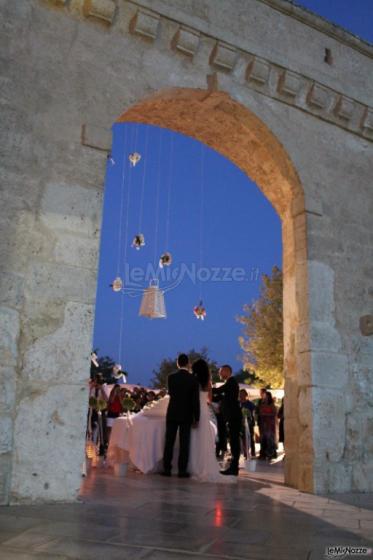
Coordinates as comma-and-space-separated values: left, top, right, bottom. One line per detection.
139, 279, 166, 319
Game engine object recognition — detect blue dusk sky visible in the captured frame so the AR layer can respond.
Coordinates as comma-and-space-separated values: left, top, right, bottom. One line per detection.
93, 2, 373, 387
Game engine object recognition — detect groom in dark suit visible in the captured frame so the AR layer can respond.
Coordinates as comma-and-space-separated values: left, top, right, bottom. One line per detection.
213, 364, 242, 475
162, 353, 200, 477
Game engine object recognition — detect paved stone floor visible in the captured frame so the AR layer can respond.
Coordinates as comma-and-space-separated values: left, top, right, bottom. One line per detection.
0, 461, 373, 560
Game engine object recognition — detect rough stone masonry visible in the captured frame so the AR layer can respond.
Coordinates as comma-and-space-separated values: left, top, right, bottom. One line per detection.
0, 0, 372, 503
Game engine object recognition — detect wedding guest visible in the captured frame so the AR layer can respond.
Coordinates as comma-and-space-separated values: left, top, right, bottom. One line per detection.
278, 397, 285, 453
213, 365, 242, 476
106, 384, 123, 441
239, 389, 256, 459
258, 391, 277, 461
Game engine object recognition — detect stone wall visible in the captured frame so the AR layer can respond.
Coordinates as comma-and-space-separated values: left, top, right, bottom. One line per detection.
0, 0, 372, 502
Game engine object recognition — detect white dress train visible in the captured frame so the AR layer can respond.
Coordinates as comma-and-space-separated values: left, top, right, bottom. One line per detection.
189, 390, 237, 484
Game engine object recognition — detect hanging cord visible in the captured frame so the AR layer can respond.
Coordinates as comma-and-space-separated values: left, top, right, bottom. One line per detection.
116, 126, 128, 276
165, 131, 174, 251
199, 143, 205, 300
118, 123, 136, 364
138, 125, 149, 233
153, 128, 163, 273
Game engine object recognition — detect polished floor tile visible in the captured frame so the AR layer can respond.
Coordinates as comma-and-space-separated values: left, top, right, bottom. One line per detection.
0, 463, 372, 560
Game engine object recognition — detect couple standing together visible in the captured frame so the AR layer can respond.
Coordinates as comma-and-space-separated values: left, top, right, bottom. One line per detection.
162, 353, 242, 482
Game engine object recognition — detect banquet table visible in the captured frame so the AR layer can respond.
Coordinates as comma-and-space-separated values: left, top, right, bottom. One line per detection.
107, 397, 172, 474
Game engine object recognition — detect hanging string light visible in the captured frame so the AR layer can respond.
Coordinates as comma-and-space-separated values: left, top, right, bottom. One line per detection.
194, 143, 207, 320
129, 152, 141, 167
139, 128, 167, 319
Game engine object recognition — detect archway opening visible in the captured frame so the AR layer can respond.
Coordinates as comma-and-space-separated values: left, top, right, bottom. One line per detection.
88, 88, 311, 492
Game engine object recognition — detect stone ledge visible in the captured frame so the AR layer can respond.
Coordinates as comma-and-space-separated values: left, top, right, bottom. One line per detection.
172, 26, 200, 57
81, 124, 111, 152
129, 8, 160, 40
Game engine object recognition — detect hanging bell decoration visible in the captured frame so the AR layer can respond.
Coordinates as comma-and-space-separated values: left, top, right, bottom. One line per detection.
193, 300, 206, 320
132, 233, 145, 250
129, 152, 141, 167
159, 252, 172, 268
139, 279, 166, 319
110, 277, 123, 292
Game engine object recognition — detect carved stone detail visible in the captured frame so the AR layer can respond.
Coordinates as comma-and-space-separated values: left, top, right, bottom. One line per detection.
84, 0, 116, 24
172, 26, 200, 57
246, 57, 271, 85
278, 70, 302, 97
130, 9, 160, 40
210, 42, 238, 71
361, 108, 373, 138
334, 96, 355, 121
307, 83, 331, 109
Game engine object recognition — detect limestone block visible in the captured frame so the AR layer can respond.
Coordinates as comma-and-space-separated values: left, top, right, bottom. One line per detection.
0, 367, 16, 413
26, 262, 97, 304
130, 9, 160, 40
352, 463, 373, 492
246, 57, 270, 85
345, 415, 363, 461
311, 351, 348, 388
327, 462, 352, 493
81, 124, 112, 152
0, 272, 24, 309
40, 183, 102, 237
210, 42, 238, 71
307, 322, 342, 353
11, 384, 88, 503
361, 108, 373, 138
334, 96, 355, 121
54, 232, 99, 270
307, 83, 331, 109
0, 455, 11, 505
360, 315, 373, 336
22, 302, 93, 384
0, 416, 13, 454
307, 261, 335, 322
277, 70, 302, 98
312, 388, 346, 462
0, 307, 20, 366
84, 0, 116, 24
172, 26, 200, 57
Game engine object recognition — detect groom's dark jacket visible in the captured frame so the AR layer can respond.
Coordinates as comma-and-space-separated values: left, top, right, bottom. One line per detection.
166, 369, 200, 424
212, 377, 242, 421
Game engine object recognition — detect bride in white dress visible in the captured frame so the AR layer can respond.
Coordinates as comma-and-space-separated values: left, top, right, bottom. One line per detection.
188, 359, 236, 484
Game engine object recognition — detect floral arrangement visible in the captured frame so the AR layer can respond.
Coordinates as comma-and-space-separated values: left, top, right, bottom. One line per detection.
159, 252, 172, 268
193, 301, 206, 320
88, 397, 107, 411
132, 233, 145, 250
121, 397, 136, 412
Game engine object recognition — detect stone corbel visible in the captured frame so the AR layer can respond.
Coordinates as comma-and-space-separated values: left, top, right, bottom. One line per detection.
172, 26, 200, 57
209, 42, 238, 71
129, 9, 160, 40
246, 57, 271, 86
84, 0, 116, 24
361, 108, 373, 139
334, 95, 355, 121
277, 69, 302, 98
306, 83, 331, 110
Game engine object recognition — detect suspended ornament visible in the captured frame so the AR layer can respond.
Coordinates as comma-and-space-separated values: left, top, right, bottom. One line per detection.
129, 152, 141, 167
159, 252, 172, 268
193, 300, 206, 320
132, 233, 145, 250
139, 279, 166, 319
110, 277, 123, 292
107, 153, 115, 165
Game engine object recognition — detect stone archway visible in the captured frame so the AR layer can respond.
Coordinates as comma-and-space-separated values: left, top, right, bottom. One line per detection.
117, 87, 311, 492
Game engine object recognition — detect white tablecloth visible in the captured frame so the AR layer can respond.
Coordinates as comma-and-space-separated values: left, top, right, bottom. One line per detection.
108, 412, 168, 474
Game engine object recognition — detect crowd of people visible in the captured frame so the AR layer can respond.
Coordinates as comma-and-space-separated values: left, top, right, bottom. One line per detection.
87, 364, 285, 465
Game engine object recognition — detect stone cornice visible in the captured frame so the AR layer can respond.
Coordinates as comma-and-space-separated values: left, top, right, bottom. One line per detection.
42, 0, 373, 142
259, 0, 373, 60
